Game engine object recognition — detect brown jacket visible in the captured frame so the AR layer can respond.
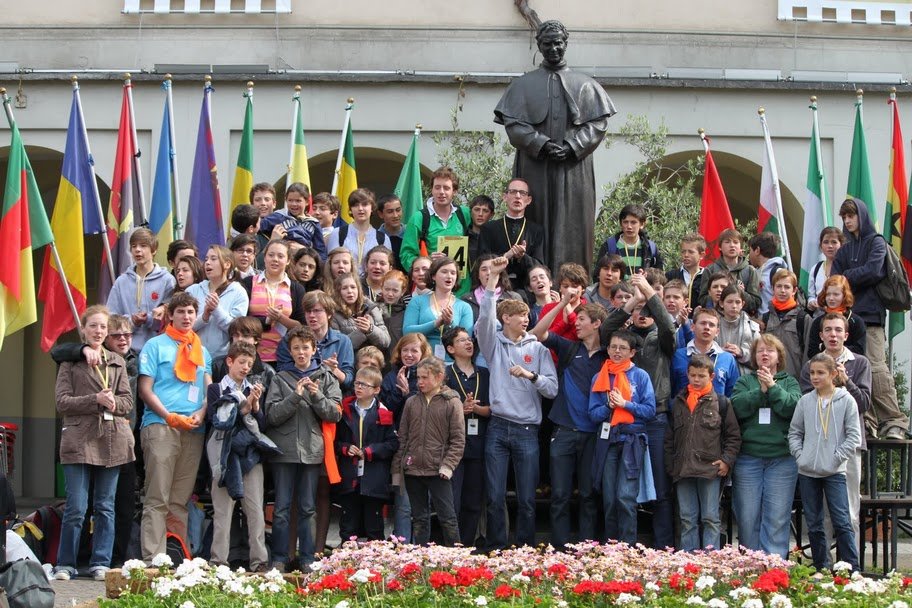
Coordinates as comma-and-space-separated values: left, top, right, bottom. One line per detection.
664, 390, 741, 482
55, 350, 135, 467
392, 387, 465, 483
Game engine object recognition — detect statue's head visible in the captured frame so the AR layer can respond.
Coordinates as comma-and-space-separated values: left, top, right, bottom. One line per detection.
536, 20, 569, 65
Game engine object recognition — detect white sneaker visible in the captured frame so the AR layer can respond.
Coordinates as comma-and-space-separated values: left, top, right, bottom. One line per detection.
52, 568, 71, 581
91, 567, 109, 581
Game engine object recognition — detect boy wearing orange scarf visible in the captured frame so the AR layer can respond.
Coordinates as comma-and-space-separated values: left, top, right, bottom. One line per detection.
664, 355, 741, 551
138, 292, 212, 561
588, 330, 656, 544
761, 269, 808, 377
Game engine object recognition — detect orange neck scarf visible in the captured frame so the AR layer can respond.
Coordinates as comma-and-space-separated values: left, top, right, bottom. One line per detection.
825, 304, 847, 315
686, 383, 713, 412
165, 325, 205, 383
771, 296, 797, 312
593, 360, 635, 425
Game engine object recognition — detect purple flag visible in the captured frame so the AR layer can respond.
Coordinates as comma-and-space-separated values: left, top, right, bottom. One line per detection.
185, 81, 224, 251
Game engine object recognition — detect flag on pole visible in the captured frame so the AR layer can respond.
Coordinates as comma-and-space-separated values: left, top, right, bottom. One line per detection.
758, 109, 792, 266
230, 84, 254, 218
394, 126, 423, 221
36, 91, 99, 351
185, 78, 224, 252
799, 98, 832, 294
846, 91, 879, 228
333, 102, 357, 223
288, 85, 311, 192
99, 81, 144, 301
885, 94, 908, 340
149, 80, 177, 267
0, 117, 54, 350
698, 133, 735, 266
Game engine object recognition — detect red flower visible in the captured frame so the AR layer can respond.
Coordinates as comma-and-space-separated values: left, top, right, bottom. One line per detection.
387, 579, 403, 591
523, 568, 544, 580
903, 577, 912, 588
308, 572, 354, 593
548, 563, 569, 577
429, 570, 458, 589
151, 291, 159, 301
572, 580, 642, 596
683, 563, 701, 575
668, 573, 694, 592
400, 563, 422, 578
454, 566, 494, 587
833, 576, 850, 586
730, 579, 742, 588
495, 584, 521, 599
751, 569, 790, 594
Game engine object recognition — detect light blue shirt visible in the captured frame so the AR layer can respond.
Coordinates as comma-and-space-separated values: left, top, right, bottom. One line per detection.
139, 333, 212, 429
186, 280, 249, 358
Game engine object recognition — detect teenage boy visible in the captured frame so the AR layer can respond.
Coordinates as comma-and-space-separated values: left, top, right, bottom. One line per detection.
467, 195, 495, 269
477, 256, 558, 550
665, 233, 706, 309
663, 279, 694, 349
601, 272, 677, 548
443, 326, 491, 548
596, 204, 664, 279
377, 194, 405, 267
699, 229, 761, 315
206, 341, 269, 572
586, 254, 625, 310
748, 231, 788, 316
250, 182, 277, 218
312, 192, 342, 242
589, 329, 656, 544
540, 263, 590, 342
107, 227, 177, 353
259, 183, 327, 262
479, 178, 545, 292
799, 313, 872, 540
400, 167, 472, 294
530, 290, 607, 549
137, 292, 212, 560
230, 203, 261, 241
832, 197, 909, 440
229, 234, 258, 279
166, 240, 199, 270
665, 354, 741, 551
671, 308, 740, 398
335, 366, 399, 541
328, 188, 386, 267
211, 316, 276, 391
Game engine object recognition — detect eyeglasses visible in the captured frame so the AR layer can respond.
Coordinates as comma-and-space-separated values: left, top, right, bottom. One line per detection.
354, 381, 378, 390
608, 344, 631, 352
109, 333, 133, 339
505, 188, 530, 197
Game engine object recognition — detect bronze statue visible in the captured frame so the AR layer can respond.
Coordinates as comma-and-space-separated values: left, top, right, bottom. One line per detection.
495, 20, 616, 271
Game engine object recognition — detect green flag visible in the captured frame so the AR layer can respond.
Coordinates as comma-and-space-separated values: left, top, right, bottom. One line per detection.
394, 128, 423, 221
846, 95, 879, 228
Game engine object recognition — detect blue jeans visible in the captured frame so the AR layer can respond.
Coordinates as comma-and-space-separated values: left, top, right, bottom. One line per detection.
646, 413, 674, 549
485, 417, 539, 550
392, 488, 411, 542
602, 442, 639, 544
798, 473, 859, 571
271, 463, 320, 566
732, 454, 797, 559
676, 477, 722, 551
549, 426, 598, 549
58, 464, 120, 571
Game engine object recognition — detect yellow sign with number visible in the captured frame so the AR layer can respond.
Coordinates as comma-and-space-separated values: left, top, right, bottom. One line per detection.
437, 235, 469, 280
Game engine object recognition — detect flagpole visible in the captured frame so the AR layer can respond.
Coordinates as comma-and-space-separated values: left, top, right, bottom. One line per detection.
758, 107, 793, 270
165, 74, 183, 239
73, 76, 116, 285
810, 96, 832, 225
124, 73, 147, 225
698, 128, 710, 154
1, 87, 83, 334
331, 98, 354, 195
288, 85, 301, 180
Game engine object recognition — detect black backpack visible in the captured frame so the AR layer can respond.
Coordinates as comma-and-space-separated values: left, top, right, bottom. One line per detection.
874, 235, 912, 312
419, 206, 470, 249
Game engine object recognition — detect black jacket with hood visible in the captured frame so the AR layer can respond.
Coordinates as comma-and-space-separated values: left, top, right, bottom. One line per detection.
832, 199, 887, 327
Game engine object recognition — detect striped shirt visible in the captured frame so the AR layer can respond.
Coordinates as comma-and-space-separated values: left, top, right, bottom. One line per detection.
248, 273, 293, 362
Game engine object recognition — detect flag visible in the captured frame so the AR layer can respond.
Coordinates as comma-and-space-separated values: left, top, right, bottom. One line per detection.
149, 82, 177, 267
799, 99, 832, 294
758, 111, 792, 266
335, 117, 357, 223
394, 128, 423, 221
846, 94, 879, 228
99, 82, 144, 301
230, 88, 254, 217
289, 88, 311, 192
698, 138, 735, 266
185, 81, 224, 252
37, 90, 100, 351
0, 117, 54, 350
885, 95, 907, 340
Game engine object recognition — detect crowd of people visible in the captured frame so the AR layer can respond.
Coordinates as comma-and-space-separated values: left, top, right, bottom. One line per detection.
49, 165, 907, 581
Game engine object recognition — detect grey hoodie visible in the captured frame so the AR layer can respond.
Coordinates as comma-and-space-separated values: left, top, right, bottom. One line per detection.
788, 386, 861, 478
476, 289, 558, 425
106, 264, 176, 352
718, 311, 759, 375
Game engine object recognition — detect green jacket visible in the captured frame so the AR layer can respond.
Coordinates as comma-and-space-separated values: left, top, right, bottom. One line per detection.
399, 204, 472, 296
264, 368, 342, 465
730, 371, 801, 458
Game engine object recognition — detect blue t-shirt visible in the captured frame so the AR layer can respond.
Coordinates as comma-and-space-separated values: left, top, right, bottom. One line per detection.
544, 334, 606, 433
139, 333, 212, 429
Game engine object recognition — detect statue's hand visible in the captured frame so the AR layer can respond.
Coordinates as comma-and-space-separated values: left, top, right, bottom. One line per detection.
546, 142, 572, 162
542, 141, 564, 160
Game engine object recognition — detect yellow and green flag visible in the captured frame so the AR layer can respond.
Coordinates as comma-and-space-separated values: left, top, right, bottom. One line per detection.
334, 106, 357, 223
289, 88, 311, 193
230, 88, 254, 217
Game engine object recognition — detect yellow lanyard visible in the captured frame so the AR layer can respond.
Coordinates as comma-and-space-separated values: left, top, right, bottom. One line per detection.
94, 350, 109, 390
431, 292, 452, 335
817, 395, 831, 440
355, 232, 367, 267
503, 217, 527, 249
451, 366, 479, 417
264, 277, 282, 309
135, 274, 147, 308
358, 409, 364, 450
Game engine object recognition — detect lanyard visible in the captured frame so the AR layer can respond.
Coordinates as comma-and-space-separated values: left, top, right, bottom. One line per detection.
94, 350, 109, 390
451, 366, 479, 418
135, 274, 146, 308
503, 217, 527, 249
358, 409, 364, 450
431, 292, 452, 335
817, 395, 831, 439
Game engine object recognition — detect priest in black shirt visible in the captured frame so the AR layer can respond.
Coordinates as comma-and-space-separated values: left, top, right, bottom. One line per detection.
478, 178, 545, 291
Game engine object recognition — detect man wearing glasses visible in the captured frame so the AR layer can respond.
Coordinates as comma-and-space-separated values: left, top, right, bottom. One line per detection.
478, 178, 545, 292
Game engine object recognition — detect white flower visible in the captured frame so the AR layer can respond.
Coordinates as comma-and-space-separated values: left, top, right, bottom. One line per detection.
215, 564, 235, 581
729, 587, 757, 600
769, 594, 792, 608
309, 560, 325, 572
708, 600, 728, 608
174, 560, 202, 578
258, 580, 284, 594
474, 596, 488, 606
180, 602, 195, 608
590, 572, 604, 582
889, 602, 910, 608
557, 602, 568, 608
335, 601, 350, 608
151, 578, 174, 598
832, 561, 853, 573
645, 582, 661, 593
741, 600, 764, 608
686, 597, 706, 606
244, 602, 262, 608
120, 559, 146, 579
510, 573, 531, 583
617, 593, 641, 605
695, 575, 716, 591
816, 599, 835, 605
349, 568, 373, 584
151, 553, 173, 568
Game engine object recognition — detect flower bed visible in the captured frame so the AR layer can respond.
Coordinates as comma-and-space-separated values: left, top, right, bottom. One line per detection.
100, 540, 912, 607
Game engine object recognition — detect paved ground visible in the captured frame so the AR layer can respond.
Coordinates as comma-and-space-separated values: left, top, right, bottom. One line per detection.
51, 578, 104, 607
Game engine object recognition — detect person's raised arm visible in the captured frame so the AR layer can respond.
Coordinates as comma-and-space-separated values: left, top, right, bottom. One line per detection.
530, 287, 576, 341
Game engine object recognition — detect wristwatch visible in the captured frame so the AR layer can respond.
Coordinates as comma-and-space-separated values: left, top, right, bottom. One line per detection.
529, 372, 538, 383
